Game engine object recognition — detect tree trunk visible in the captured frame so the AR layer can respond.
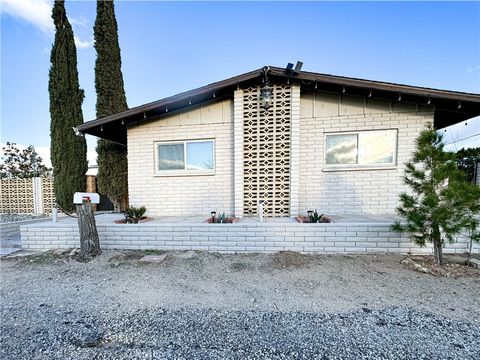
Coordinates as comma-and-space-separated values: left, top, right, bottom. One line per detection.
112, 199, 121, 213
433, 240, 444, 266
432, 223, 444, 266
468, 228, 473, 257
76, 201, 101, 261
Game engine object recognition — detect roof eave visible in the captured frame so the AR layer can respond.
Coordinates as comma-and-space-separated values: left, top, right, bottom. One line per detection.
77, 65, 480, 145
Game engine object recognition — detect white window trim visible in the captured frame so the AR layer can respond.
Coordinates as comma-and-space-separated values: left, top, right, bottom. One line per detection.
323, 129, 398, 171
154, 139, 216, 177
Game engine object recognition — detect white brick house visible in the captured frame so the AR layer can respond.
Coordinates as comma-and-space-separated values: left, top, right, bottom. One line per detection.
78, 66, 480, 218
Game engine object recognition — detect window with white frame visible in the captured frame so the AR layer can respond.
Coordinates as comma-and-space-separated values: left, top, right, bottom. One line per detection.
155, 139, 214, 174
324, 129, 397, 168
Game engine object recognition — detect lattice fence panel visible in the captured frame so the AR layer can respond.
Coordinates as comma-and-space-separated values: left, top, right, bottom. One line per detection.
41, 177, 55, 214
243, 84, 291, 217
0, 178, 35, 214
0, 177, 56, 214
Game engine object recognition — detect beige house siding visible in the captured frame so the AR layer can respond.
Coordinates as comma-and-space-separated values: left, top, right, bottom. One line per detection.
127, 99, 234, 217
298, 91, 434, 215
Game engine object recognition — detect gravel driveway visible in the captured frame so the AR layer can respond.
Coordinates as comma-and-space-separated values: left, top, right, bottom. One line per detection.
1, 251, 479, 359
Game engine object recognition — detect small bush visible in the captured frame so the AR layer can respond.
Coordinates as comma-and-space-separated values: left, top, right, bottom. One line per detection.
309, 209, 328, 223
125, 206, 147, 224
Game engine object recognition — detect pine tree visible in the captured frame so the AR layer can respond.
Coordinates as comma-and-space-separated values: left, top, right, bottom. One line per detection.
94, 0, 128, 212
49, 0, 88, 212
392, 123, 480, 265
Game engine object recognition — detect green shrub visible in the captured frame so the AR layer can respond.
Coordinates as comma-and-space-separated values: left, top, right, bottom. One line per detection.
309, 210, 325, 223
125, 206, 147, 224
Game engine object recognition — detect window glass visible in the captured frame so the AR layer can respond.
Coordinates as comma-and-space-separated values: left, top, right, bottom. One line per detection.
186, 141, 214, 170
358, 131, 396, 164
158, 144, 184, 170
325, 130, 397, 167
325, 134, 357, 164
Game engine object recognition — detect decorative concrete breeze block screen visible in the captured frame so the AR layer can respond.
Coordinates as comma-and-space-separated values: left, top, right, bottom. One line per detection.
0, 177, 55, 214
243, 84, 291, 217
41, 177, 55, 214
0, 178, 34, 213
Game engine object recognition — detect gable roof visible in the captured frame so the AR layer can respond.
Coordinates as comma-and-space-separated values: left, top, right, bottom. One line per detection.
77, 66, 480, 145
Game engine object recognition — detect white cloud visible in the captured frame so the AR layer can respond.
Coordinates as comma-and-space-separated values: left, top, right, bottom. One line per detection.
1, 0, 92, 49
30, 146, 51, 167
74, 35, 93, 49
70, 16, 87, 27
1, 0, 54, 34
1, 143, 98, 168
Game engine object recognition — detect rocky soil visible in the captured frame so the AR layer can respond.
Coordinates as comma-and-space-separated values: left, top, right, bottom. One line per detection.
1, 251, 479, 359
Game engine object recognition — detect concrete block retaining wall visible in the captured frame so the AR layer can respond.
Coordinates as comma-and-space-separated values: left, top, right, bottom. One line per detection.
1, 218, 51, 241
20, 222, 479, 255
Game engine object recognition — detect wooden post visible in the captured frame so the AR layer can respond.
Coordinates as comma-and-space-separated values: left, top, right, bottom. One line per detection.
76, 199, 101, 261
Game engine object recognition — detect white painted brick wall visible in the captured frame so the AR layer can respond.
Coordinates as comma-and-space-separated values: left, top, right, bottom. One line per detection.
289, 84, 301, 216
298, 92, 434, 215
128, 99, 234, 217
0, 217, 51, 240
21, 222, 479, 255
127, 87, 434, 218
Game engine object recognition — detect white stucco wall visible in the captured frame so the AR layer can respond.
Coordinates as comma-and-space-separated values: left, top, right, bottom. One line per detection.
298, 91, 434, 215
127, 99, 234, 217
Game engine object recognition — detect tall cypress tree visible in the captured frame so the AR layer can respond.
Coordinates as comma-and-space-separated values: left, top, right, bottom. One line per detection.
94, 0, 128, 212
49, 0, 88, 212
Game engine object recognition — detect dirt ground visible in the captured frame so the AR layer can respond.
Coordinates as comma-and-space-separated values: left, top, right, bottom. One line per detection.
2, 250, 479, 321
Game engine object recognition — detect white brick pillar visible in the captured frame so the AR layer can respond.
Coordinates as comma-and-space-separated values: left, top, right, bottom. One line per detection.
289, 84, 301, 216
233, 89, 244, 217
32, 177, 44, 214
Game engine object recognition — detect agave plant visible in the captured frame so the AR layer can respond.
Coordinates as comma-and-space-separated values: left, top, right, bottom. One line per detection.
125, 206, 147, 224
308, 209, 324, 223
218, 212, 226, 223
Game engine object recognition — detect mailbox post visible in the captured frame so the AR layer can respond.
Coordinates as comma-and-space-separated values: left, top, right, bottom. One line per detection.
74, 192, 101, 260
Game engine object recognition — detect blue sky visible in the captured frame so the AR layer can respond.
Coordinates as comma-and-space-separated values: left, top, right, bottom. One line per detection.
1, 1, 479, 166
